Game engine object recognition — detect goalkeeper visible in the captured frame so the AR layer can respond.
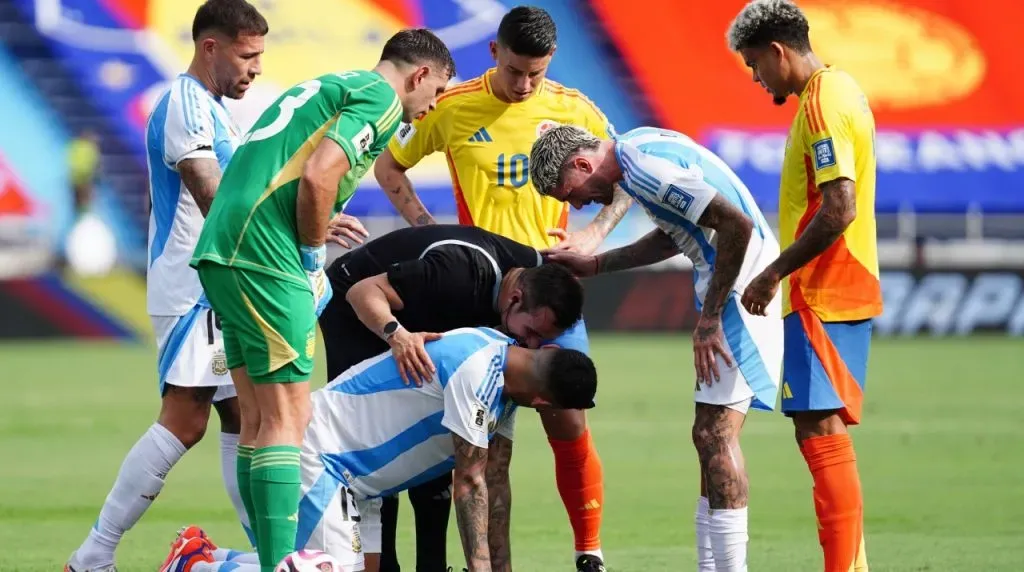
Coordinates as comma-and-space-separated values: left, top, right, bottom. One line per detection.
189, 29, 454, 571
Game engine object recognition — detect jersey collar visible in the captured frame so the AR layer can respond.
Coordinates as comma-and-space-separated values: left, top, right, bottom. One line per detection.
800, 65, 833, 99
483, 67, 547, 102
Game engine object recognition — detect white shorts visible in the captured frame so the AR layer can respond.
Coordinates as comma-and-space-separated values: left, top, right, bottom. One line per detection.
693, 296, 783, 415
152, 306, 235, 401
297, 448, 383, 571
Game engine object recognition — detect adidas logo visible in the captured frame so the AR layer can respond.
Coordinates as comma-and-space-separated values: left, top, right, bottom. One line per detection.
468, 127, 493, 143
580, 499, 601, 511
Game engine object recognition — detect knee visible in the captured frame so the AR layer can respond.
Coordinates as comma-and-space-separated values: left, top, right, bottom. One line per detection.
213, 398, 242, 434
793, 411, 847, 444
158, 407, 210, 449
539, 408, 587, 442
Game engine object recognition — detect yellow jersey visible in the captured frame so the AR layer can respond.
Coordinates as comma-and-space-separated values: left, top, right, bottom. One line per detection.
388, 68, 613, 249
779, 66, 882, 321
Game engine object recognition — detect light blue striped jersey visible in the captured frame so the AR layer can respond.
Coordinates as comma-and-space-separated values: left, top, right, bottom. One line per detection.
145, 74, 240, 316
613, 127, 779, 305
308, 327, 518, 500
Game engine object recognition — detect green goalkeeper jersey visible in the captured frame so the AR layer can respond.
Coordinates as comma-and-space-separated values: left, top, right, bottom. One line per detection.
191, 70, 403, 284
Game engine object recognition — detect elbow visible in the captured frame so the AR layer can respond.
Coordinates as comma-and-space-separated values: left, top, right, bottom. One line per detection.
455, 467, 487, 490
373, 152, 401, 187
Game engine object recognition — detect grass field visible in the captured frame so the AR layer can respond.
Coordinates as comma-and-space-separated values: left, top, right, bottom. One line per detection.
2, 334, 1023, 571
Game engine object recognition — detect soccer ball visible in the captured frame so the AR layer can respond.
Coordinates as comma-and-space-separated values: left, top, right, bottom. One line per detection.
274, 549, 342, 572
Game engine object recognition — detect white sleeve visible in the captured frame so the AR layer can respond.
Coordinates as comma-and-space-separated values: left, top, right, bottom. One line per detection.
625, 147, 718, 226
163, 80, 217, 169
441, 350, 503, 449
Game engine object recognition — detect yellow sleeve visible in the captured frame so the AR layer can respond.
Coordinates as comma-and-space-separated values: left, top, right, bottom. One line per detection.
577, 93, 615, 140
387, 106, 448, 169
803, 80, 858, 187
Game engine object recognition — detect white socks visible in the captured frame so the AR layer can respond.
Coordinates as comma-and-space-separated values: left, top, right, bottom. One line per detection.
211, 549, 260, 564
219, 432, 253, 543
695, 497, 715, 571
75, 423, 186, 567
696, 497, 749, 571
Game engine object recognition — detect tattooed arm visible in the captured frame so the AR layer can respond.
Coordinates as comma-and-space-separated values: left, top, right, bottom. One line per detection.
741, 178, 856, 316
485, 435, 513, 572
374, 149, 436, 226
178, 158, 222, 217
769, 178, 856, 278
542, 227, 679, 278
453, 433, 491, 572
692, 194, 754, 383
547, 185, 632, 255
696, 194, 754, 322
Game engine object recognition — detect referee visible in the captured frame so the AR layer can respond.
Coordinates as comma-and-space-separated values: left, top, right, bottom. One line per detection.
318, 223, 586, 572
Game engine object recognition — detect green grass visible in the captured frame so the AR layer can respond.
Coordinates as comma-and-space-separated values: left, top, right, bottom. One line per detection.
2, 335, 1023, 571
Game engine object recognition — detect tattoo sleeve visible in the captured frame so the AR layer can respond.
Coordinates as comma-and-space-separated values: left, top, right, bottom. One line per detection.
696, 194, 754, 319
375, 151, 436, 226
585, 184, 632, 238
769, 178, 857, 279
453, 434, 491, 572
177, 157, 222, 217
595, 228, 680, 274
485, 435, 513, 572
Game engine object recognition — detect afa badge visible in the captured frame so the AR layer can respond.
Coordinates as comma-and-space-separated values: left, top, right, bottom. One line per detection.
813, 138, 836, 169
536, 120, 560, 137
351, 526, 362, 554
211, 350, 228, 376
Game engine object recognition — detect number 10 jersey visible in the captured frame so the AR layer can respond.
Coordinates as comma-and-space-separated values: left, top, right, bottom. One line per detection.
192, 71, 402, 286
388, 68, 613, 250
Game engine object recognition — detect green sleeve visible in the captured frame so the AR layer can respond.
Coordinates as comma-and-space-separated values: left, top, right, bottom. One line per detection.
323, 80, 402, 167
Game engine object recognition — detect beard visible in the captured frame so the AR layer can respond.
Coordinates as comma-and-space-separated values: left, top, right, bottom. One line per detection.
773, 94, 787, 106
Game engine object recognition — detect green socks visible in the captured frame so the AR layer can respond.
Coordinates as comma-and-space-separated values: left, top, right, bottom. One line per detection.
250, 446, 302, 572
236, 445, 258, 548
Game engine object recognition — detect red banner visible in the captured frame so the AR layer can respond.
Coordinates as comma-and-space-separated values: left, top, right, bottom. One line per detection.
0, 153, 35, 217
590, 0, 1023, 135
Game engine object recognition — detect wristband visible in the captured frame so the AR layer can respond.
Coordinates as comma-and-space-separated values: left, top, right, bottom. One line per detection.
300, 244, 327, 272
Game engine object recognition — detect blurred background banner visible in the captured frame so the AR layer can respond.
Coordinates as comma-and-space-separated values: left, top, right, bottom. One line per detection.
0, 0, 1020, 338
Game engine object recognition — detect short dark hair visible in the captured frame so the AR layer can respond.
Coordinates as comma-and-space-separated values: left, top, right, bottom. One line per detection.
545, 349, 597, 409
380, 28, 456, 80
518, 264, 583, 330
192, 0, 268, 41
727, 0, 811, 53
497, 6, 557, 57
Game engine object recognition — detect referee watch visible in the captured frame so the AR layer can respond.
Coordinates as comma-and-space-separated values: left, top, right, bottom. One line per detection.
382, 320, 402, 342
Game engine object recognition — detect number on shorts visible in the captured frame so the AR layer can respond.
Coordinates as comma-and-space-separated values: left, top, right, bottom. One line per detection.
243, 79, 322, 144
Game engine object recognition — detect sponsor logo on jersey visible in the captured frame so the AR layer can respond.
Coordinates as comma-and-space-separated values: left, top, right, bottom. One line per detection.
352, 124, 374, 159
396, 122, 416, 146
537, 120, 560, 137
212, 350, 228, 376
813, 138, 837, 169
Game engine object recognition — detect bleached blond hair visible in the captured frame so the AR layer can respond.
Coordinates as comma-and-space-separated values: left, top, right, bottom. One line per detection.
726, 0, 811, 53
529, 125, 601, 196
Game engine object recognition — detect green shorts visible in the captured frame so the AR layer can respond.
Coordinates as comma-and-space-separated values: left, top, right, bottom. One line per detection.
196, 262, 315, 383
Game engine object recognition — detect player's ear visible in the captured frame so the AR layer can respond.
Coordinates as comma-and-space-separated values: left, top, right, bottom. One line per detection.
572, 156, 591, 173
200, 36, 217, 58
489, 40, 499, 62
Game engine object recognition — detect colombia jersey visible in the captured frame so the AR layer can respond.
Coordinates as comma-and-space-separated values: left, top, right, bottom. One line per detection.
779, 66, 882, 322
388, 68, 613, 249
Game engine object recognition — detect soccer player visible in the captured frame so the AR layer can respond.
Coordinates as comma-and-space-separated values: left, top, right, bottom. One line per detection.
189, 30, 455, 571
529, 124, 783, 571
372, 7, 628, 571
66, 2, 267, 570
727, 2, 880, 570
159, 327, 599, 572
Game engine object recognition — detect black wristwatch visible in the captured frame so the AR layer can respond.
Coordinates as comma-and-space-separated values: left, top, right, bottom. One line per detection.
382, 320, 402, 341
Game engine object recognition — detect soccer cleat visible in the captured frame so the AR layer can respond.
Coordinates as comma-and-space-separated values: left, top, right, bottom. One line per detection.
575, 554, 607, 572
158, 536, 214, 572
63, 553, 118, 572
173, 524, 219, 550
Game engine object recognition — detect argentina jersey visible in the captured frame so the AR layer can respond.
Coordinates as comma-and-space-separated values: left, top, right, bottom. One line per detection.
146, 74, 240, 316
302, 327, 518, 505
613, 127, 779, 305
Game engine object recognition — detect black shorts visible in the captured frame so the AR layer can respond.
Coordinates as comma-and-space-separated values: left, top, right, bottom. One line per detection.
318, 249, 391, 380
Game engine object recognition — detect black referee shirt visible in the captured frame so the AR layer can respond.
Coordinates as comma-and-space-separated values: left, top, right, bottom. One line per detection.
320, 225, 541, 377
